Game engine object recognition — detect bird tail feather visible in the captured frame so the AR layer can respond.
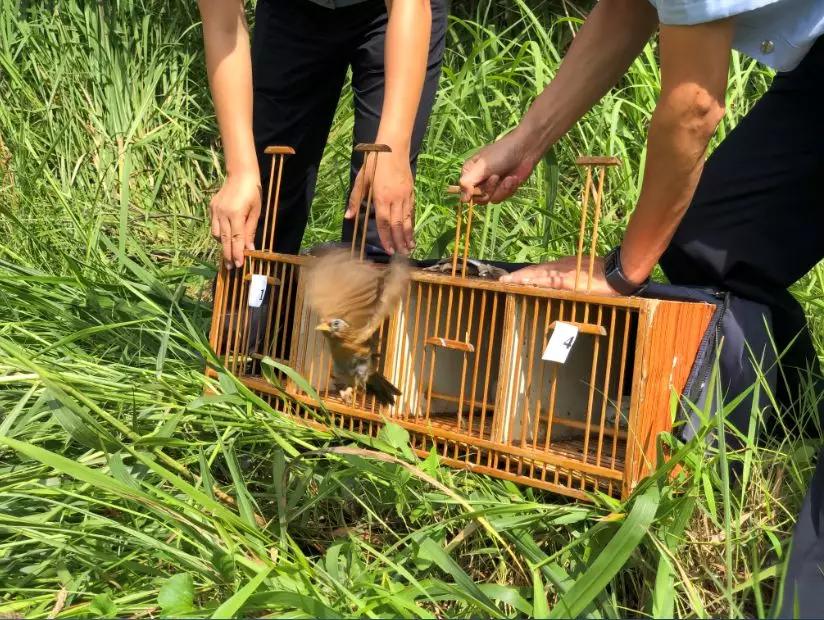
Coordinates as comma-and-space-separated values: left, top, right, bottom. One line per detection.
366, 372, 401, 406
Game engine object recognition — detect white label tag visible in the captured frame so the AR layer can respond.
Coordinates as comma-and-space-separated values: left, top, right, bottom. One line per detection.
542, 322, 579, 363
247, 274, 268, 308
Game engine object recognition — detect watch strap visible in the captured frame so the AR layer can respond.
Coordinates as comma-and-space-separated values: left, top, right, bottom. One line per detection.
604, 246, 649, 296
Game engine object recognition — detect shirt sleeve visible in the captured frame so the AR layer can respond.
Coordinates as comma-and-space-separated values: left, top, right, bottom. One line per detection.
648, 0, 783, 25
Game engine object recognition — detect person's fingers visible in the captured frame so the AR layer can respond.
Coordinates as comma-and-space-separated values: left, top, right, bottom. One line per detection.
474, 174, 500, 205
389, 199, 407, 256
346, 167, 366, 220
229, 215, 245, 269
210, 202, 221, 242
403, 191, 415, 251
376, 212, 394, 256
531, 272, 568, 289
459, 154, 487, 203
500, 264, 541, 284
489, 175, 520, 204
219, 216, 233, 270
244, 202, 260, 252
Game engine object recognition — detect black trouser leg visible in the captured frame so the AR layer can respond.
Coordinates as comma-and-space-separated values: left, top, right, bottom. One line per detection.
778, 448, 824, 619
660, 37, 824, 435
341, 0, 448, 251
251, 0, 372, 254
659, 39, 824, 618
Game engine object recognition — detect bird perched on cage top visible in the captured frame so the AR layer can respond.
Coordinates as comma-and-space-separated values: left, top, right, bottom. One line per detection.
304, 248, 410, 406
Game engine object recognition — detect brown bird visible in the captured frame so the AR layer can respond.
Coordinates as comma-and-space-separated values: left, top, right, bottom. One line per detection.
303, 248, 410, 406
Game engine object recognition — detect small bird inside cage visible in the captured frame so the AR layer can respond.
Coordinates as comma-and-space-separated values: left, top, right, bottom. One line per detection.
304, 248, 410, 406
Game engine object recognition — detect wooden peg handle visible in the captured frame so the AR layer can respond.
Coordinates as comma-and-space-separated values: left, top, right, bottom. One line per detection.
264, 146, 296, 155
354, 143, 392, 153
445, 185, 487, 199
547, 320, 607, 337
425, 337, 475, 353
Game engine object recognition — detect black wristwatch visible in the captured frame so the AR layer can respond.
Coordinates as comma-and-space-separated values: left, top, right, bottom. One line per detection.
604, 246, 649, 296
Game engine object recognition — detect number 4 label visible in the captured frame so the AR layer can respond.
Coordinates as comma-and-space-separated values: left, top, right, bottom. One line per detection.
542, 322, 579, 363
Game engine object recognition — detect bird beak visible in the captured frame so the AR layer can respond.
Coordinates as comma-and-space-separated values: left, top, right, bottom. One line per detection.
316, 322, 331, 333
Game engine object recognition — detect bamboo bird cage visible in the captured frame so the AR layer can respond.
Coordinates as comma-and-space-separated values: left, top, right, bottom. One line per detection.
207, 144, 715, 501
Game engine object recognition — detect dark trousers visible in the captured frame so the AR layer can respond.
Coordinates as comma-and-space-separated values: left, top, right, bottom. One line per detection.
660, 38, 824, 618
250, 0, 448, 254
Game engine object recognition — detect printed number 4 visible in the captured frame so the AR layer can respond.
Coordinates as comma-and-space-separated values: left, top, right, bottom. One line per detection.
563, 336, 575, 349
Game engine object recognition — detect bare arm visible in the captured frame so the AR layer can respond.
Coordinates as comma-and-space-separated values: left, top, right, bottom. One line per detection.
347, 0, 432, 255
198, 0, 260, 269
499, 19, 734, 294
620, 21, 732, 284
460, 0, 658, 202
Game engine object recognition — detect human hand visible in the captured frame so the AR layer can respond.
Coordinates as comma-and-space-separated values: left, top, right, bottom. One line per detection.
500, 256, 618, 296
346, 151, 415, 256
209, 171, 261, 270
459, 127, 539, 204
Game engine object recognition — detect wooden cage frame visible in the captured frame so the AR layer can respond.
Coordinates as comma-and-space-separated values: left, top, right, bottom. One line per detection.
207, 144, 714, 501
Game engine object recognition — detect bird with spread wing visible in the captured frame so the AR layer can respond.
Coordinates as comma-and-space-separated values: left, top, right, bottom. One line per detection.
303, 249, 410, 406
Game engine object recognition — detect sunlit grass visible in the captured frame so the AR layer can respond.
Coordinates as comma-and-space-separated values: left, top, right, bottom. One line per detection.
0, 0, 820, 616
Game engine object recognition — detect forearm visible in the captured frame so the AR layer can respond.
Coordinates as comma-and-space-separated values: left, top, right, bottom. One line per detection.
620, 96, 723, 281
376, 0, 431, 156
518, 0, 658, 161
620, 22, 732, 284
199, 0, 258, 178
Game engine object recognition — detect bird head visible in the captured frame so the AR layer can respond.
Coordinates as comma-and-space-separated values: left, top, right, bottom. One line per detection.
316, 318, 349, 337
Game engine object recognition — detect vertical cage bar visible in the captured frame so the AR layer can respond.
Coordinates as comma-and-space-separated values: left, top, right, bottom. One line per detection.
266, 154, 287, 252
530, 298, 552, 479
517, 296, 541, 476
466, 289, 482, 437
580, 305, 603, 488
586, 167, 607, 293
479, 293, 499, 467
611, 309, 632, 470
259, 154, 278, 252
418, 284, 435, 420
595, 306, 618, 467
573, 167, 593, 293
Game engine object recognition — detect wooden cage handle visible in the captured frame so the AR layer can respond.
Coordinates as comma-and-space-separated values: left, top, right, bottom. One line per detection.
443, 185, 491, 279
349, 144, 392, 260
258, 146, 296, 255
572, 156, 621, 293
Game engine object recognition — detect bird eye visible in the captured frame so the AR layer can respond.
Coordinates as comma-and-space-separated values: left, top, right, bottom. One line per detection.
331, 319, 343, 331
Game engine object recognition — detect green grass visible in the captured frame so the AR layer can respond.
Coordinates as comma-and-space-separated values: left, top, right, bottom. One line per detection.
0, 0, 821, 616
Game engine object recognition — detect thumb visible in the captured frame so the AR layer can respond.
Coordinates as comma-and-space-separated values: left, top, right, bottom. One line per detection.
244, 203, 260, 251
459, 155, 487, 203
346, 168, 366, 220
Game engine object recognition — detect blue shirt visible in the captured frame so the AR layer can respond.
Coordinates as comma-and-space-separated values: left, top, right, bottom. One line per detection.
647, 0, 824, 71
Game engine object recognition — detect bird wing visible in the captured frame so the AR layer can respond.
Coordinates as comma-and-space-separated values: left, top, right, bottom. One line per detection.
353, 255, 411, 343
303, 248, 380, 331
